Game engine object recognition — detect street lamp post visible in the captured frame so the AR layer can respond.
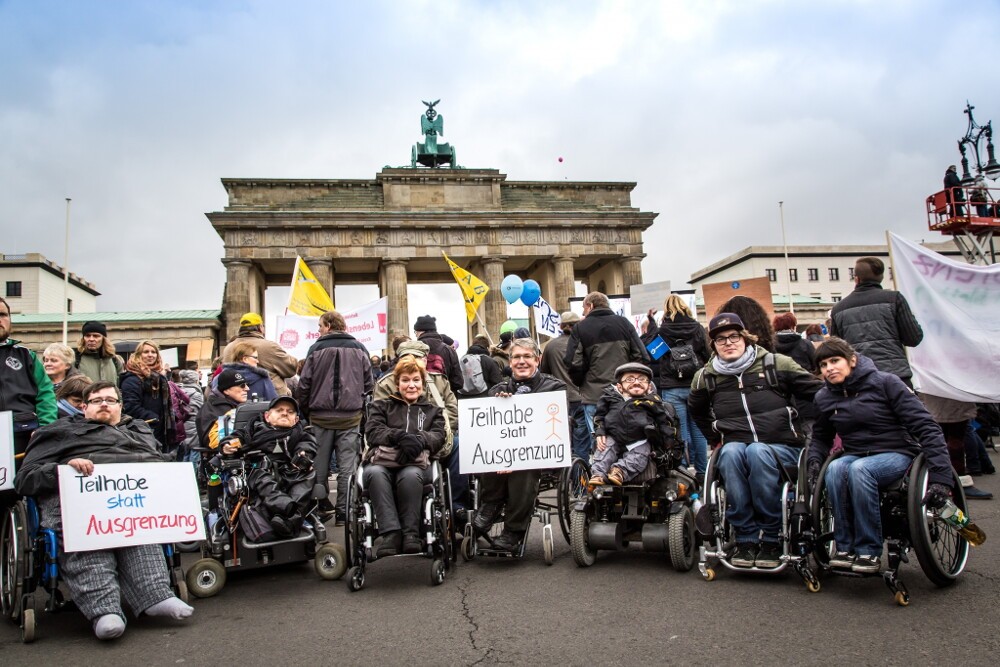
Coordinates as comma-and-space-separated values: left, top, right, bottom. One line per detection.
779, 201, 794, 315
958, 101, 1000, 184
62, 198, 71, 345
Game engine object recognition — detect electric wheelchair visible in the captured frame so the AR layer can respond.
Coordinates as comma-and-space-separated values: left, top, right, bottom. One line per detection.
811, 452, 970, 605
1, 497, 186, 643
343, 460, 454, 591
697, 444, 821, 592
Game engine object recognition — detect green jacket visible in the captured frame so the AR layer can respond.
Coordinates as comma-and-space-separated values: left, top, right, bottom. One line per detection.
0, 338, 57, 427
75, 349, 123, 384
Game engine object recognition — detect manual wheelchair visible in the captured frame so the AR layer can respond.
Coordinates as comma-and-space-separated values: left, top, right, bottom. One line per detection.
697, 444, 820, 592
184, 450, 346, 598
811, 452, 970, 605
1, 497, 186, 643
344, 460, 454, 591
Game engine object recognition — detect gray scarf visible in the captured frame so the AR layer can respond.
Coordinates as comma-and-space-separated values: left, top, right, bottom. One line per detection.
712, 345, 757, 376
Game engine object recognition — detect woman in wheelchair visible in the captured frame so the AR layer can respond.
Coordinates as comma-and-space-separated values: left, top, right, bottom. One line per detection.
807, 338, 954, 574
363, 355, 448, 557
14, 381, 193, 640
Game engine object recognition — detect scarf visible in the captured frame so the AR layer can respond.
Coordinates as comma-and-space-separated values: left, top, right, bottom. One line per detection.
125, 355, 162, 379
57, 398, 82, 417
712, 345, 757, 376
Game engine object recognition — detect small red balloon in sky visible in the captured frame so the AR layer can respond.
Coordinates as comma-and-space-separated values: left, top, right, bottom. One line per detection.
558, 157, 563, 162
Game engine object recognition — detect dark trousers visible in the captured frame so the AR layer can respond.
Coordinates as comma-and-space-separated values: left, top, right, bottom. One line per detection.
249, 468, 314, 519
941, 421, 968, 475
363, 464, 427, 537
443, 436, 468, 510
479, 469, 541, 533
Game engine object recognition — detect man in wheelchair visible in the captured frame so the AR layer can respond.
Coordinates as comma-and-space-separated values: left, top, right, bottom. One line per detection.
220, 396, 318, 538
807, 338, 955, 574
688, 313, 822, 569
14, 381, 193, 640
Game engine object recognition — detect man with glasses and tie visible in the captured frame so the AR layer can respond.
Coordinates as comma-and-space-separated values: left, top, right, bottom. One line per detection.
687, 313, 821, 569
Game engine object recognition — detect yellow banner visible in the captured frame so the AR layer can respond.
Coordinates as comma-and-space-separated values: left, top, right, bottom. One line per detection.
287, 257, 335, 316
443, 252, 489, 321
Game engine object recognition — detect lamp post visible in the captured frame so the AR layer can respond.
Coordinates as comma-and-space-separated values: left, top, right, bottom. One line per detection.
62, 198, 71, 345
779, 201, 794, 315
958, 101, 1000, 185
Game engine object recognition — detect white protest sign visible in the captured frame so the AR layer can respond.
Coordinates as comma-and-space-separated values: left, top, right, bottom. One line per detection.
275, 296, 389, 358
0, 411, 12, 491
459, 391, 571, 474
58, 462, 205, 552
532, 296, 561, 338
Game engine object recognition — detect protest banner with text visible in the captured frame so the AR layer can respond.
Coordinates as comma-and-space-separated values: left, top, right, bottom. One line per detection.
0, 412, 12, 492
274, 296, 389, 358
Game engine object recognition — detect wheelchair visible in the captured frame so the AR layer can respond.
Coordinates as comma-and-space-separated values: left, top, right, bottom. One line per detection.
185, 450, 347, 598
1, 497, 186, 643
697, 444, 820, 592
344, 460, 454, 591
569, 448, 698, 570
811, 452, 970, 606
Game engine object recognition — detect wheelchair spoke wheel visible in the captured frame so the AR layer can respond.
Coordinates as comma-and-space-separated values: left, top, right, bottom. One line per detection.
1, 503, 28, 621
908, 458, 969, 587
557, 458, 591, 544
668, 507, 696, 572
810, 459, 837, 570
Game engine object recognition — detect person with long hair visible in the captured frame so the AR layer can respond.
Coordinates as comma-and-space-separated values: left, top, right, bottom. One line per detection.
716, 295, 776, 352
74, 320, 123, 384
120, 339, 175, 449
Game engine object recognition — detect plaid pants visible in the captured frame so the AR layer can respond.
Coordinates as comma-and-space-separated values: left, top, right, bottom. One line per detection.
40, 495, 174, 621
591, 437, 651, 481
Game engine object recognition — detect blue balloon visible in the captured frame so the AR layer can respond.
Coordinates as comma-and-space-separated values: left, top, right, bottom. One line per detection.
520, 279, 541, 307
501, 274, 523, 304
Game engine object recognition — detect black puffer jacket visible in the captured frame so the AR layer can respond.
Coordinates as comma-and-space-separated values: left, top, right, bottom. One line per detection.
655, 314, 710, 389
364, 392, 448, 469
774, 331, 817, 373
829, 282, 923, 380
687, 346, 822, 447
565, 308, 649, 404
593, 386, 677, 451
120, 371, 173, 447
417, 332, 463, 394
808, 355, 953, 485
197, 389, 241, 449
487, 369, 566, 398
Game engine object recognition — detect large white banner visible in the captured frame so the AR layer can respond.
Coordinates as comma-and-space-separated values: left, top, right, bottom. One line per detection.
459, 391, 571, 474
274, 296, 389, 358
0, 412, 12, 491
58, 463, 206, 552
890, 233, 1000, 402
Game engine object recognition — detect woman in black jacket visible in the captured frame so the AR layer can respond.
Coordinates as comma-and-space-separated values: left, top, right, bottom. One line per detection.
120, 339, 174, 449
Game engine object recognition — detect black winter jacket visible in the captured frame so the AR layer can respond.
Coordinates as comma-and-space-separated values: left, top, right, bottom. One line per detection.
593, 386, 677, 452
364, 393, 448, 468
774, 332, 817, 373
565, 308, 649, 404
226, 420, 318, 469
417, 332, 463, 394
808, 355, 953, 485
197, 390, 241, 449
829, 282, 923, 380
688, 346, 822, 447
655, 314, 710, 389
297, 331, 373, 424
487, 369, 567, 398
120, 371, 173, 447
539, 334, 582, 404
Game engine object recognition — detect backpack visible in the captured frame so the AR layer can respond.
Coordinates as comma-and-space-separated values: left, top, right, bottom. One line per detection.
167, 381, 192, 445
424, 352, 446, 375
702, 353, 782, 397
425, 378, 454, 458
459, 354, 488, 395
667, 341, 700, 380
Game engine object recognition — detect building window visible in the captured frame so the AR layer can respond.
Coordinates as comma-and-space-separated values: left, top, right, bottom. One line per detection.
67, 298, 73, 314
829, 268, 839, 281
888, 267, 893, 280
848, 267, 855, 280
808, 268, 819, 281
789, 268, 798, 282
766, 268, 777, 282
5, 281, 21, 297
831, 294, 842, 302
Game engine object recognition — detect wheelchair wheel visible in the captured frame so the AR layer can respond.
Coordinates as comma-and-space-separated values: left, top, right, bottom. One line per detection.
907, 456, 970, 587
667, 507, 696, 572
21, 607, 35, 644
569, 509, 596, 567
344, 474, 361, 567
810, 457, 837, 570
542, 524, 555, 566
461, 535, 477, 561
185, 558, 226, 598
1, 502, 28, 620
430, 558, 446, 586
557, 458, 591, 543
314, 543, 348, 581
348, 565, 365, 592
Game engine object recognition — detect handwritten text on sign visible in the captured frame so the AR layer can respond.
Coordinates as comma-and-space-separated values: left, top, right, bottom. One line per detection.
459, 391, 570, 474
58, 462, 206, 552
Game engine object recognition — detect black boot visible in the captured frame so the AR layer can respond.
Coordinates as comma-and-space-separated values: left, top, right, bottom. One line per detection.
376, 530, 402, 558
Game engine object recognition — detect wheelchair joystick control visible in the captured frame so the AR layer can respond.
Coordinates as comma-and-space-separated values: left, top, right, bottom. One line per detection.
938, 501, 987, 546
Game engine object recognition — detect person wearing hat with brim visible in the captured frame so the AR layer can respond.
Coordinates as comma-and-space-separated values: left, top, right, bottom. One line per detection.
222, 312, 298, 396
196, 367, 250, 452
74, 320, 124, 385
412, 314, 463, 393
687, 312, 822, 569
539, 311, 589, 460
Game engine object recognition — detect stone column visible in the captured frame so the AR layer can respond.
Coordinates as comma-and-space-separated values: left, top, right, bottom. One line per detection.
222, 259, 253, 340
480, 256, 507, 341
380, 259, 409, 337
552, 256, 577, 314
304, 258, 335, 308
621, 255, 645, 292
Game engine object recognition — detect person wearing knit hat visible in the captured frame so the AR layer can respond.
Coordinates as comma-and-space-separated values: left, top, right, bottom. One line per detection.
413, 314, 437, 333
513, 327, 531, 340
412, 314, 463, 393
222, 310, 298, 396
74, 320, 123, 385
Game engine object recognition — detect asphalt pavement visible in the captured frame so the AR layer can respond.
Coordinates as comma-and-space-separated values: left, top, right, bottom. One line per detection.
2, 463, 999, 666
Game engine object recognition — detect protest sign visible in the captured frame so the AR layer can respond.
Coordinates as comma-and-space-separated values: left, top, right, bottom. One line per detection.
275, 296, 389, 358
0, 412, 12, 491
459, 391, 571, 474
58, 462, 205, 552
532, 296, 561, 338
629, 280, 671, 314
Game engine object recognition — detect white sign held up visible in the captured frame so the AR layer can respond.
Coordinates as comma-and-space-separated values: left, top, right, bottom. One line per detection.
532, 296, 561, 338
58, 463, 206, 552
0, 411, 13, 492
459, 391, 571, 474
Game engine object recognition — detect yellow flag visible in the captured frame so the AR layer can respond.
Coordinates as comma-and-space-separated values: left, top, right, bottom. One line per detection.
443, 252, 489, 321
287, 257, 335, 316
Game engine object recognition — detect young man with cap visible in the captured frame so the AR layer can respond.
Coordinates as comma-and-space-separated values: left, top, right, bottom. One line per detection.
688, 312, 822, 568
197, 367, 249, 451
74, 320, 123, 384
222, 312, 298, 396
413, 314, 463, 393
221, 396, 318, 537
539, 311, 589, 460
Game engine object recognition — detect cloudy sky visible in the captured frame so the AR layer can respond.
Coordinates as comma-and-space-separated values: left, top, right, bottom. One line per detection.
3, 0, 998, 345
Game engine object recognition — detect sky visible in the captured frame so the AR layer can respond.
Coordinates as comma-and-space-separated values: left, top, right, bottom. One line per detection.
2, 0, 999, 350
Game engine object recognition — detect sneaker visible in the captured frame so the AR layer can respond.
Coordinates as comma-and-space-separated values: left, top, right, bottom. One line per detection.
965, 486, 994, 500
731, 543, 758, 567
376, 530, 402, 558
402, 534, 423, 554
755, 542, 782, 568
829, 551, 856, 569
607, 467, 625, 486
491, 529, 524, 552
472, 502, 503, 534
587, 474, 606, 489
852, 554, 881, 574
334, 511, 346, 527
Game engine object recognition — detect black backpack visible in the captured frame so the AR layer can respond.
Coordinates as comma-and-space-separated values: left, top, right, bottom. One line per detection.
667, 341, 700, 380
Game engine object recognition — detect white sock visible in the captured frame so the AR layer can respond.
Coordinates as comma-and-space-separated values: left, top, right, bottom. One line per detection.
93, 614, 126, 640
144, 596, 194, 620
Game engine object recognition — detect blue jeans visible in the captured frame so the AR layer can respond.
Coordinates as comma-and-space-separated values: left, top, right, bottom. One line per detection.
661, 387, 708, 474
582, 403, 598, 455
569, 401, 592, 461
716, 442, 800, 543
825, 452, 912, 557
444, 435, 468, 511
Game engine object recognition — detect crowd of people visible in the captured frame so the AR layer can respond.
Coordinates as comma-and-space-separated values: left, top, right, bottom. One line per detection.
0, 252, 995, 641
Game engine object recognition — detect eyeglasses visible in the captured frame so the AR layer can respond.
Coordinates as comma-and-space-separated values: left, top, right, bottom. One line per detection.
619, 376, 649, 385
713, 333, 743, 345
511, 354, 536, 362
86, 397, 121, 406
246, 355, 259, 360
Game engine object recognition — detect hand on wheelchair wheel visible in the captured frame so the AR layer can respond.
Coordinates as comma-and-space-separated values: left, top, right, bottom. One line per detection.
922, 482, 952, 510
806, 460, 821, 490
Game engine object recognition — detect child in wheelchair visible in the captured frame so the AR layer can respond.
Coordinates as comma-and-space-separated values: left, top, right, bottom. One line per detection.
589, 363, 678, 488
220, 396, 318, 539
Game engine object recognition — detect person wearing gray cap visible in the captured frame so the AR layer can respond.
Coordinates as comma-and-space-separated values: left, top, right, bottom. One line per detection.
540, 311, 589, 460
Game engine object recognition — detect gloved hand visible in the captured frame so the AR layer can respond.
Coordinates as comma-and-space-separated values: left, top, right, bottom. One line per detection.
384, 429, 407, 448
396, 433, 425, 464
291, 450, 314, 470
806, 460, 822, 489
923, 482, 952, 510
643, 424, 664, 449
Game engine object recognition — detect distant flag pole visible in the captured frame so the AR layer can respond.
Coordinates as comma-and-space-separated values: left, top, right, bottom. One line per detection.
287, 256, 335, 316
442, 252, 494, 345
